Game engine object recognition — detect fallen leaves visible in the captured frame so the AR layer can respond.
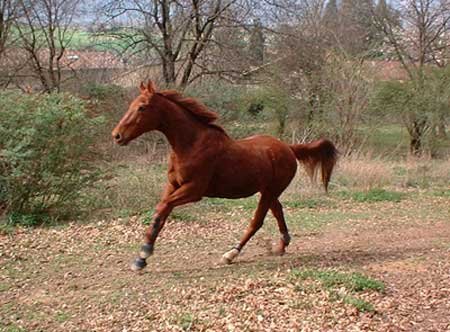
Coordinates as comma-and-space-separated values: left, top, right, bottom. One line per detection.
1, 194, 450, 331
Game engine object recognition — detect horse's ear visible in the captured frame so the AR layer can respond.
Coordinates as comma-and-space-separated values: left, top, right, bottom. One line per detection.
139, 81, 146, 93
147, 80, 157, 94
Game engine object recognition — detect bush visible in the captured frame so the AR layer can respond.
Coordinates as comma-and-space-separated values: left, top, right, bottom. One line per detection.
0, 91, 103, 225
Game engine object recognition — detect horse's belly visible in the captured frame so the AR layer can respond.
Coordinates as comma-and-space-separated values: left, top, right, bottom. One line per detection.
205, 182, 259, 199
205, 163, 268, 199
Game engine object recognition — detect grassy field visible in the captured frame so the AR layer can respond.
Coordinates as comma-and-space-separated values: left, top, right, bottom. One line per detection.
1, 87, 449, 330
1, 153, 449, 331
10, 26, 132, 53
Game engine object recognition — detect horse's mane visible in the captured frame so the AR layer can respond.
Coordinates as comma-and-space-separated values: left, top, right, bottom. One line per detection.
158, 90, 227, 134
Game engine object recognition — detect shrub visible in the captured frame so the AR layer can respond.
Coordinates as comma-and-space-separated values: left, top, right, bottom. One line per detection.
0, 91, 103, 224
80, 82, 126, 101
370, 67, 450, 156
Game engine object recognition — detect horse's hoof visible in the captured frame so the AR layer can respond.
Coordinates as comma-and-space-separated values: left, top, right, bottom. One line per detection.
131, 258, 147, 271
272, 248, 286, 256
222, 248, 239, 264
221, 256, 233, 265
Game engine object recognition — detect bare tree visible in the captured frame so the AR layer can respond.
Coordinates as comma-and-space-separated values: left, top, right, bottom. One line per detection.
0, 0, 19, 58
376, 0, 450, 74
102, 0, 253, 88
15, 0, 82, 92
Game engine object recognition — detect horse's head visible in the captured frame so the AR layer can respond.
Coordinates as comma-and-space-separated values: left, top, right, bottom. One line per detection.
112, 80, 162, 146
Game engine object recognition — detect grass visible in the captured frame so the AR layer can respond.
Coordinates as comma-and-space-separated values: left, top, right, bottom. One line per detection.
291, 268, 385, 293
1, 183, 449, 330
433, 189, 450, 198
55, 311, 70, 323
341, 294, 375, 313
177, 313, 195, 331
291, 268, 384, 313
283, 197, 330, 209
363, 125, 409, 157
0, 326, 27, 332
338, 188, 404, 203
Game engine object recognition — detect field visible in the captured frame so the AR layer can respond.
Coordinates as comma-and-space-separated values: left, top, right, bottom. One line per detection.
1, 154, 449, 331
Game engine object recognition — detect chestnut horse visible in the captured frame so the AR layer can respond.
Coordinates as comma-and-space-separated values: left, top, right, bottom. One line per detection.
112, 81, 338, 271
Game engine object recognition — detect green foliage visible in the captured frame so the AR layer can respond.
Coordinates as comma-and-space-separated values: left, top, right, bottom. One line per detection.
0, 92, 103, 224
242, 86, 293, 138
81, 83, 126, 101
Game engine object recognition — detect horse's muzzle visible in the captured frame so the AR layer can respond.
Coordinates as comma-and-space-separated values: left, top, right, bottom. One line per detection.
112, 131, 128, 146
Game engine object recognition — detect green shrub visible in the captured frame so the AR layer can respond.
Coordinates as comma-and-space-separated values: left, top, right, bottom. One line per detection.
0, 91, 103, 224
80, 82, 127, 101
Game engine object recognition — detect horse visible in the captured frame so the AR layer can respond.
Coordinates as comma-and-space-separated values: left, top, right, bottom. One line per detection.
112, 81, 338, 271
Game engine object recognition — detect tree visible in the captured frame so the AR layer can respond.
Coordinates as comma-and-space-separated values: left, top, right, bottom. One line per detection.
372, 67, 450, 155
0, 0, 19, 59
102, 0, 250, 88
15, 0, 83, 92
339, 0, 376, 55
322, 0, 338, 32
248, 18, 264, 66
374, 0, 450, 154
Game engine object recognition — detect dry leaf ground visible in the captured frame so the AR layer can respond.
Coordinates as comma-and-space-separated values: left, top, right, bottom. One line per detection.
1, 188, 449, 331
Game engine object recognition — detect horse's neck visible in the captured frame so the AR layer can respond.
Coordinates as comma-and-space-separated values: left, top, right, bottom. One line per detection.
158, 100, 217, 155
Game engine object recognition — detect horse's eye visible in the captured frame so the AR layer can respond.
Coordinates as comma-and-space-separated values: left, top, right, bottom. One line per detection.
138, 105, 146, 112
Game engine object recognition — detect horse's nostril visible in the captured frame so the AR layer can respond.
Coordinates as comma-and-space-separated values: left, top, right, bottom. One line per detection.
115, 133, 121, 141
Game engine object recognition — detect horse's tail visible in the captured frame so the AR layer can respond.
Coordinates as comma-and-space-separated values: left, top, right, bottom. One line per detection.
290, 139, 338, 192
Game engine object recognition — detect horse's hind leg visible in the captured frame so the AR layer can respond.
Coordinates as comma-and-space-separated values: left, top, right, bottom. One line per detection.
222, 193, 272, 264
270, 199, 291, 255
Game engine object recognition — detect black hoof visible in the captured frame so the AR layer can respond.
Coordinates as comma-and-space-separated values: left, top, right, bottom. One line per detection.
131, 258, 147, 271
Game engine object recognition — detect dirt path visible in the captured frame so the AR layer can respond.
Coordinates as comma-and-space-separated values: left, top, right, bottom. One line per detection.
1, 195, 449, 331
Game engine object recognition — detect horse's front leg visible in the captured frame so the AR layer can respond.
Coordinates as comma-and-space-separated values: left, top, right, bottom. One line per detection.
131, 182, 203, 271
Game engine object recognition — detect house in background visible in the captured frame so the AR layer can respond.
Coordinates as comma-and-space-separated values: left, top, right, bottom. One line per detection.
0, 48, 127, 91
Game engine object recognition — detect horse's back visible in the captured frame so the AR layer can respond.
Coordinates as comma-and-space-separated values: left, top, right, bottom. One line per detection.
205, 135, 297, 198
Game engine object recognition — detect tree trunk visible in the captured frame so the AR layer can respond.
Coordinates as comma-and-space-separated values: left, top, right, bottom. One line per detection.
162, 57, 176, 86
409, 119, 427, 156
